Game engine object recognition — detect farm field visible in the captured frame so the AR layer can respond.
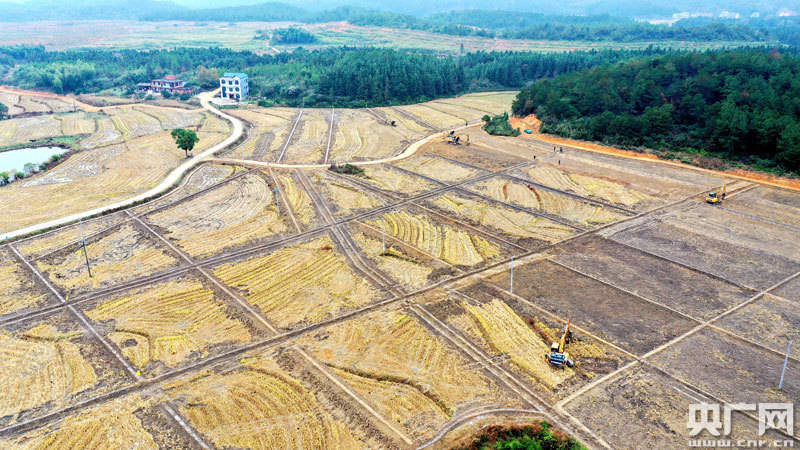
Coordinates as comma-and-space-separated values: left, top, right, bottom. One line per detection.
0, 115, 63, 147
426, 191, 578, 247
163, 354, 380, 448
309, 172, 386, 218
297, 309, 521, 442
225, 108, 292, 160
420, 289, 627, 398
327, 109, 412, 162
367, 210, 504, 267
83, 275, 258, 374
2, 93, 799, 449
146, 171, 289, 257
0, 247, 56, 318
0, 115, 228, 234
281, 109, 329, 164
358, 164, 440, 196
34, 223, 180, 297
391, 154, 484, 183
0, 311, 129, 428
212, 235, 381, 330
273, 171, 318, 229
467, 175, 630, 228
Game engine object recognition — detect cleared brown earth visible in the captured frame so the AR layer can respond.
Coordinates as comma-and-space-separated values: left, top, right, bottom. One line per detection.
486, 260, 698, 355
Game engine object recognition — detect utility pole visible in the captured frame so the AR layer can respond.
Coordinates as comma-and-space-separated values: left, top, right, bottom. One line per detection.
778, 340, 793, 390
274, 186, 280, 216
381, 217, 386, 253
79, 219, 92, 278
509, 255, 514, 294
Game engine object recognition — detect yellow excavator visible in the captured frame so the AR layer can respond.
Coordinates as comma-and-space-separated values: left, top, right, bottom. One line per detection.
445, 130, 470, 145
705, 184, 726, 204
546, 319, 574, 368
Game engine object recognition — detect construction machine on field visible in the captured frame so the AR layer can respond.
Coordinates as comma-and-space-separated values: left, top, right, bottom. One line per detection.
705, 184, 726, 204
546, 319, 574, 368
445, 130, 470, 145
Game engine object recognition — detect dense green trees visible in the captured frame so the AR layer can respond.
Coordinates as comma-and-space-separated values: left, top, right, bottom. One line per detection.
0, 45, 664, 106
267, 27, 319, 44
513, 49, 800, 173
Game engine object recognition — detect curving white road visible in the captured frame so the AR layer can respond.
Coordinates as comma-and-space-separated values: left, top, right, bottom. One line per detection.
1, 90, 243, 241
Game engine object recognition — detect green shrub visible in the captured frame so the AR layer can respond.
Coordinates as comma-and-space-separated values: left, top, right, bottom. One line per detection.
482, 112, 520, 137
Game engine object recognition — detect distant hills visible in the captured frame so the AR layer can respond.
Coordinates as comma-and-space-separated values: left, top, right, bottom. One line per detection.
0, 0, 796, 21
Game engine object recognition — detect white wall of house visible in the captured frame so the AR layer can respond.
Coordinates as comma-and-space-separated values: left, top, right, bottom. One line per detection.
219, 74, 249, 101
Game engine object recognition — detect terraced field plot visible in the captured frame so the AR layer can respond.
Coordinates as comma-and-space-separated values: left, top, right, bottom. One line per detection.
83, 275, 256, 375
0, 394, 192, 449
108, 108, 161, 138
35, 224, 180, 297
328, 109, 412, 162
367, 210, 503, 267
298, 309, 520, 442
0, 115, 62, 146
146, 172, 289, 257
132, 106, 203, 130
0, 312, 129, 428
310, 172, 386, 218
426, 191, 577, 247
392, 154, 484, 183
468, 176, 629, 228
164, 354, 377, 448
212, 235, 381, 330
225, 109, 291, 160
359, 165, 439, 196
282, 109, 329, 163
0, 247, 55, 318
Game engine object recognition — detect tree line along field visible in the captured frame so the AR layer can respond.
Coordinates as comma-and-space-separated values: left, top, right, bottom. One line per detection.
0, 90, 798, 448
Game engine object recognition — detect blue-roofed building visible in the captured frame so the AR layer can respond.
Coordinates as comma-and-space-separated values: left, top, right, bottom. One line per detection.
219, 73, 249, 101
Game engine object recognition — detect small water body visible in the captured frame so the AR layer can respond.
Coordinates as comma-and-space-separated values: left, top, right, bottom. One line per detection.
0, 146, 64, 174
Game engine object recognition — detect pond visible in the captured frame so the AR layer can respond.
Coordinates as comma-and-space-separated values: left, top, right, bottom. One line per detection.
0, 146, 64, 174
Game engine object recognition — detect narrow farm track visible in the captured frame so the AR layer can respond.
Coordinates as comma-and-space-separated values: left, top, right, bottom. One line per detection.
277, 109, 304, 162
294, 170, 402, 296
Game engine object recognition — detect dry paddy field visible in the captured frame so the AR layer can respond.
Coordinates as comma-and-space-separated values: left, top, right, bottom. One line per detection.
211, 235, 382, 330
0, 310, 130, 428
0, 111, 227, 234
3, 96, 800, 449
145, 171, 290, 258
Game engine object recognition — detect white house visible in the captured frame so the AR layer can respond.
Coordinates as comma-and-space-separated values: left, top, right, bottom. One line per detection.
219, 73, 249, 101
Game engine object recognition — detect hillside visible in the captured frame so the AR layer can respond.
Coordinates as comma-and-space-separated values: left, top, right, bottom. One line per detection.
513, 48, 800, 173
